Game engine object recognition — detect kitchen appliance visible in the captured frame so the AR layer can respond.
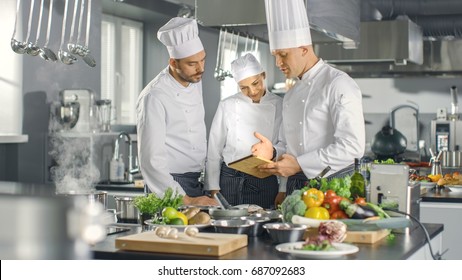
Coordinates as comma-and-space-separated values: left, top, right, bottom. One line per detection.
369, 163, 420, 224
371, 125, 407, 161
59, 89, 95, 132
431, 120, 462, 153
96, 99, 112, 132
55, 101, 80, 131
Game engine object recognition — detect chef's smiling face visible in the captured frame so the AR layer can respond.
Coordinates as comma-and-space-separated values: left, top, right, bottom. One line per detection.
238, 73, 266, 103
271, 47, 306, 79
171, 50, 206, 86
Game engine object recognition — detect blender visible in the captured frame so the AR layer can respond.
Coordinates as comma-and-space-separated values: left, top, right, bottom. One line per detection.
96, 99, 112, 132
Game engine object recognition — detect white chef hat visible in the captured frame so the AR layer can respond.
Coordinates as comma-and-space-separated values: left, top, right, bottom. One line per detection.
157, 17, 204, 59
231, 53, 264, 83
264, 0, 312, 51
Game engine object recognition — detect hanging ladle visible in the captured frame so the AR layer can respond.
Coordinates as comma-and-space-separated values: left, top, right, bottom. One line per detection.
81, 0, 96, 67
67, 0, 80, 55
11, 0, 27, 54
58, 0, 77, 65
25, 0, 40, 56
39, 0, 57, 62
71, 0, 86, 56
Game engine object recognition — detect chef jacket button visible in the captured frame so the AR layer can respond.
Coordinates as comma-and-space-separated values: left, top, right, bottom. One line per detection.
185, 109, 189, 113
308, 82, 311, 86
299, 121, 302, 125
302, 100, 305, 103
299, 143, 303, 146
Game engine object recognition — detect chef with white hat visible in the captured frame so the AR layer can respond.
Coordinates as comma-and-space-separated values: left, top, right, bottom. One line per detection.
205, 53, 283, 209
137, 17, 217, 206
252, 0, 366, 205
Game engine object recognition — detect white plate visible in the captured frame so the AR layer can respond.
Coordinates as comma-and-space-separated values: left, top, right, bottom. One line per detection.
447, 185, 462, 192
275, 242, 359, 259
144, 219, 212, 230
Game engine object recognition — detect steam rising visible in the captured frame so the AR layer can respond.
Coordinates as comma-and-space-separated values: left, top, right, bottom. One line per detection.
50, 136, 100, 193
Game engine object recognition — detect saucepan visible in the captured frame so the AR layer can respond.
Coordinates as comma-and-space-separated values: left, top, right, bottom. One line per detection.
56, 190, 108, 209
114, 196, 139, 224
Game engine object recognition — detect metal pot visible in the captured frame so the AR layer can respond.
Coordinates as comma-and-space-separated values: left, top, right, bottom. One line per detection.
371, 125, 407, 159
57, 191, 108, 209
114, 196, 139, 224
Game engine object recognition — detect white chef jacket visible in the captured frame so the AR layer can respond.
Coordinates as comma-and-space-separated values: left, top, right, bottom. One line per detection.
276, 59, 365, 191
205, 91, 283, 190
136, 66, 207, 195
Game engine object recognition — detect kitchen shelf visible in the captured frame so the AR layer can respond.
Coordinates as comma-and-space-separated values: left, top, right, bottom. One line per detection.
0, 134, 28, 144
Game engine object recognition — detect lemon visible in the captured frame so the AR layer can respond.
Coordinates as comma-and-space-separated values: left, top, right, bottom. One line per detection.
176, 212, 188, 225
162, 207, 179, 220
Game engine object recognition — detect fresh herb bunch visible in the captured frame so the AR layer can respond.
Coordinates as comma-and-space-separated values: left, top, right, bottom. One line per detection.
373, 158, 396, 164
133, 187, 183, 215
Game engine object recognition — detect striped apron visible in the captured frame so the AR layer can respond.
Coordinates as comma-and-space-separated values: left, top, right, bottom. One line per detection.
218, 163, 279, 209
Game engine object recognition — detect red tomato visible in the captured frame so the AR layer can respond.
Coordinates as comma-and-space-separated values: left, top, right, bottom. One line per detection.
324, 190, 337, 199
330, 210, 348, 219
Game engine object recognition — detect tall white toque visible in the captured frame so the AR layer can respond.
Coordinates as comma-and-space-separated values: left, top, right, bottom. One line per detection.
264, 0, 312, 51
231, 53, 264, 83
157, 17, 204, 59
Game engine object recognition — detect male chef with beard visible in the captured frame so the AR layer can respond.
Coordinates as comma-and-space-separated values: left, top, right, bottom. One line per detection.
137, 17, 217, 206
252, 0, 365, 206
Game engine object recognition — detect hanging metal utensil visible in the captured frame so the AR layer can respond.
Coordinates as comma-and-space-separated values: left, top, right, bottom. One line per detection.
58, 0, 77, 65
11, 0, 27, 54
74, 0, 86, 56
67, 0, 80, 54
244, 34, 249, 53
82, 0, 96, 67
253, 36, 259, 53
25, 0, 40, 56
39, 0, 57, 61
214, 28, 227, 81
214, 28, 224, 80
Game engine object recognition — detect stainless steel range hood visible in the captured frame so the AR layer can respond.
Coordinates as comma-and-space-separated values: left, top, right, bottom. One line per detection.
313, 19, 424, 65
186, 0, 361, 48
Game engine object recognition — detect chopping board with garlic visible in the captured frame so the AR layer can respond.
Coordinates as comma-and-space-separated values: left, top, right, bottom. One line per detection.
115, 231, 248, 256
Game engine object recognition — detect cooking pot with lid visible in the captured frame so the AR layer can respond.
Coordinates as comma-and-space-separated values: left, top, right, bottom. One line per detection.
56, 190, 108, 209
371, 125, 407, 159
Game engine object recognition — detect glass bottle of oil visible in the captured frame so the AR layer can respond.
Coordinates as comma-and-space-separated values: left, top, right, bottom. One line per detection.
350, 158, 366, 199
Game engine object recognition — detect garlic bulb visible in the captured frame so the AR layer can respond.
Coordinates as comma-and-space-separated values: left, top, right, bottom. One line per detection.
166, 228, 179, 239
184, 226, 199, 237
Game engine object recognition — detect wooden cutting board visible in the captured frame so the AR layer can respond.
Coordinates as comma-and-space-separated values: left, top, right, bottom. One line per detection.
115, 231, 248, 256
304, 228, 390, 244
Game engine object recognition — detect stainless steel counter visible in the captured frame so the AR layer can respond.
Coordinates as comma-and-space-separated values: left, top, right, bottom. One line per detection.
92, 223, 443, 260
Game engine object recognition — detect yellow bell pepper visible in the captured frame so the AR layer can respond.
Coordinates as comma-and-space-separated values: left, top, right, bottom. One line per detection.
302, 188, 324, 208
304, 206, 330, 220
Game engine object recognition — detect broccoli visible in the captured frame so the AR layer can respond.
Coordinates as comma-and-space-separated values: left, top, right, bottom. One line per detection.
280, 191, 307, 222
